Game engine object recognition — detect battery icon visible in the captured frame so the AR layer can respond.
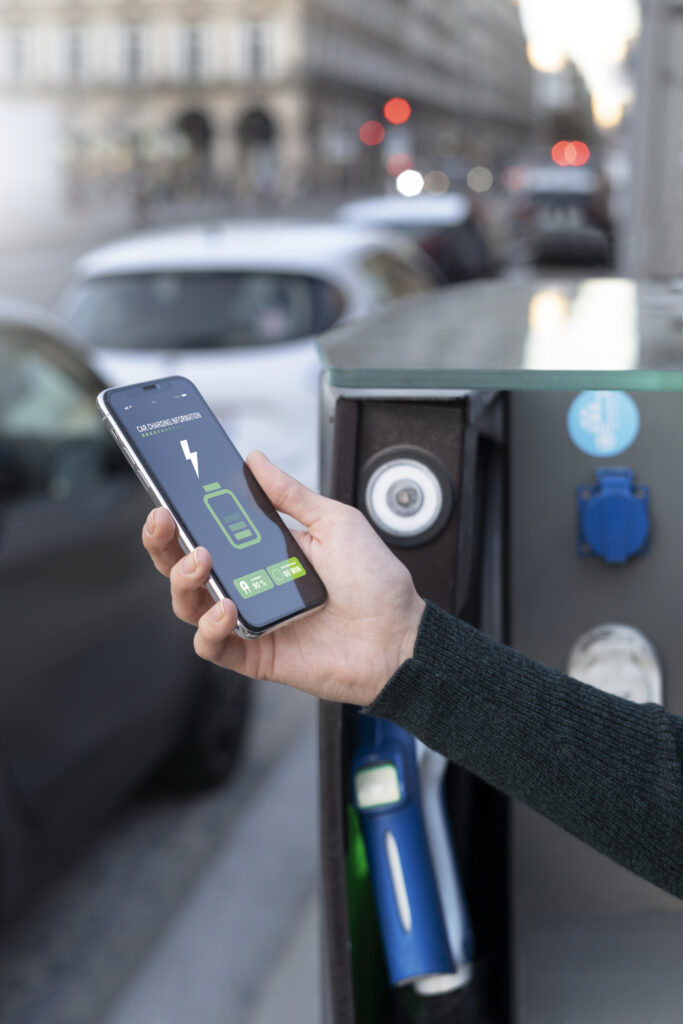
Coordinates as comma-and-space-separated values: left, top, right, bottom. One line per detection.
203, 482, 261, 549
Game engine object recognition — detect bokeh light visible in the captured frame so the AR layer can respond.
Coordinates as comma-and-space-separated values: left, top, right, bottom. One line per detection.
359, 120, 385, 146
466, 166, 494, 193
501, 164, 527, 191
396, 169, 424, 197
526, 38, 566, 72
383, 97, 412, 125
424, 170, 450, 195
518, 0, 640, 117
551, 140, 590, 166
592, 93, 625, 130
527, 288, 570, 333
386, 153, 413, 178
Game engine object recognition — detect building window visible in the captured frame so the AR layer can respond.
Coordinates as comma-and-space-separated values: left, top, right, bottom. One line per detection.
242, 20, 271, 78
9, 28, 25, 82
182, 23, 204, 80
66, 27, 85, 82
124, 25, 143, 80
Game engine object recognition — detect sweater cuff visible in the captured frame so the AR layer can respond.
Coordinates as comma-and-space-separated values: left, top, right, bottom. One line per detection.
367, 598, 465, 717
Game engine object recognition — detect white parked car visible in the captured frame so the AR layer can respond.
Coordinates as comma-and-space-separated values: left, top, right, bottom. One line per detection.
58, 220, 437, 488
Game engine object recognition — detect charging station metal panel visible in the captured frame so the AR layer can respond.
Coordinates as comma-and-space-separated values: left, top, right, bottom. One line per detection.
320, 386, 512, 1024
509, 390, 683, 1022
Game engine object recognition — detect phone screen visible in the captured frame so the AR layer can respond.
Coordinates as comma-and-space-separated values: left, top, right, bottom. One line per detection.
104, 376, 326, 633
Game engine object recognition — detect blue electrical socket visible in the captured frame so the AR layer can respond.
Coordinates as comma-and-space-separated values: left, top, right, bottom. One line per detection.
577, 467, 650, 565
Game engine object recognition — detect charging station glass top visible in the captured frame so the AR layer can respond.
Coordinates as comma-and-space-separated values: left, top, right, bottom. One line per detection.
319, 278, 683, 391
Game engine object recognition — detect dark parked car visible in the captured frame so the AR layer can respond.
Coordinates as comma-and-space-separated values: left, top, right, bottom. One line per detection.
0, 299, 250, 916
509, 164, 614, 266
336, 193, 496, 284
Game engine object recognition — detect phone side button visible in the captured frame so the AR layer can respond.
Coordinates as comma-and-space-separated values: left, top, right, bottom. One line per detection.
137, 475, 167, 517
205, 576, 224, 602
134, 469, 154, 496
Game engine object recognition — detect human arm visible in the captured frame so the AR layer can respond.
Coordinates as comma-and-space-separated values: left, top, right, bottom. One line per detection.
369, 600, 683, 899
142, 451, 683, 898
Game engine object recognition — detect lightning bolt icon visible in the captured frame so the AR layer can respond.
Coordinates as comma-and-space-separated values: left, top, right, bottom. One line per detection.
180, 439, 199, 478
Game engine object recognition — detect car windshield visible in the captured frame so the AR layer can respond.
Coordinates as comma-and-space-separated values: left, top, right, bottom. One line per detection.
67, 272, 344, 351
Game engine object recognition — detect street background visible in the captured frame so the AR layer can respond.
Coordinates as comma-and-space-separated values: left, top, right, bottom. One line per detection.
2, 0, 679, 1021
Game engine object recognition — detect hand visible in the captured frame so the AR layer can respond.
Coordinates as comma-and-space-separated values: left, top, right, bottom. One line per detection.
142, 451, 425, 707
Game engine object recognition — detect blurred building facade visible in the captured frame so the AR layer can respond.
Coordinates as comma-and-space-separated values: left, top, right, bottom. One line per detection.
529, 60, 594, 147
0, 0, 532, 207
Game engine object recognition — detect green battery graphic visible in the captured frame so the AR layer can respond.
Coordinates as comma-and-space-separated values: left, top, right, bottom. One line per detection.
203, 482, 261, 549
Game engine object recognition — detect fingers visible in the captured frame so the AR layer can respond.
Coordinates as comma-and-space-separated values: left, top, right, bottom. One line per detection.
143, 507, 215, 625
169, 546, 215, 625
142, 508, 184, 577
142, 506, 241, 654
193, 598, 243, 669
246, 450, 328, 529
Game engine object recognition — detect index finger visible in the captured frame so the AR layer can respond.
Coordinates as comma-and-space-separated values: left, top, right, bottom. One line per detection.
142, 507, 185, 577
246, 450, 329, 528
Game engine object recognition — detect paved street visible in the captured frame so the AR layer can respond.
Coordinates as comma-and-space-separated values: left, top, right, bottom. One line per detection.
0, 682, 321, 1024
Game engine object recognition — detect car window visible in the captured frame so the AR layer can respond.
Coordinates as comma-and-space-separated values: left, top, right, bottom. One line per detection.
0, 326, 108, 502
361, 251, 431, 303
66, 272, 345, 351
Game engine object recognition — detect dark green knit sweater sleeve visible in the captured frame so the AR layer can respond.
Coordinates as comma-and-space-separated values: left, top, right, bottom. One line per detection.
367, 600, 683, 899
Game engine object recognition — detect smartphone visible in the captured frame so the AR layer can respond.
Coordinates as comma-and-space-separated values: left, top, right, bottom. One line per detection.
98, 376, 327, 638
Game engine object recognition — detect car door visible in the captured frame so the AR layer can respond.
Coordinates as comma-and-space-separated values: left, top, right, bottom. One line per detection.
0, 320, 194, 905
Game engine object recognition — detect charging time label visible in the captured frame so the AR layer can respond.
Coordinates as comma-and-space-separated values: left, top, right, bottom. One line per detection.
267, 557, 306, 586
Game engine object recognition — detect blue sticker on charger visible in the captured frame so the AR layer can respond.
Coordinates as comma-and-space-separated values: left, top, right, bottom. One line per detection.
567, 391, 640, 457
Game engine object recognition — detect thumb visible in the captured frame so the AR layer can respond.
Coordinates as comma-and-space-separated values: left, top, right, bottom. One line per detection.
246, 450, 328, 528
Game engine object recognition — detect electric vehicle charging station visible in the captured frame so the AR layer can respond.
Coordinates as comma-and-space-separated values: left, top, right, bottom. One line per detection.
317, 277, 683, 1024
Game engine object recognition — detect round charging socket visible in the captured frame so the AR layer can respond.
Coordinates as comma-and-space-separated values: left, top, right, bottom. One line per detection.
362, 447, 453, 547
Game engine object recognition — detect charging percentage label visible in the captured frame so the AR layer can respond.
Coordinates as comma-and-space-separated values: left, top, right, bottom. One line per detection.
267, 557, 307, 586
233, 570, 274, 599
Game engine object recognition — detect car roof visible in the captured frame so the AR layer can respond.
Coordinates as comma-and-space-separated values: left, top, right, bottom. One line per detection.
522, 165, 601, 195
0, 295, 78, 343
337, 193, 472, 228
72, 220, 410, 278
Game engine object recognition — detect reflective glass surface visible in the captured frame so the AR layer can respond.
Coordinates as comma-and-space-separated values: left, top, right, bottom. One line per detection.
318, 278, 683, 391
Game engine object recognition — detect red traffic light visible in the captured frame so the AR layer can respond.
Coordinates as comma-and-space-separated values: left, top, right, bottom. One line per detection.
551, 140, 590, 167
384, 97, 412, 125
359, 121, 386, 146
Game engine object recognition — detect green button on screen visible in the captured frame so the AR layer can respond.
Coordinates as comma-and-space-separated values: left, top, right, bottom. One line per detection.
267, 557, 307, 586
233, 569, 274, 599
